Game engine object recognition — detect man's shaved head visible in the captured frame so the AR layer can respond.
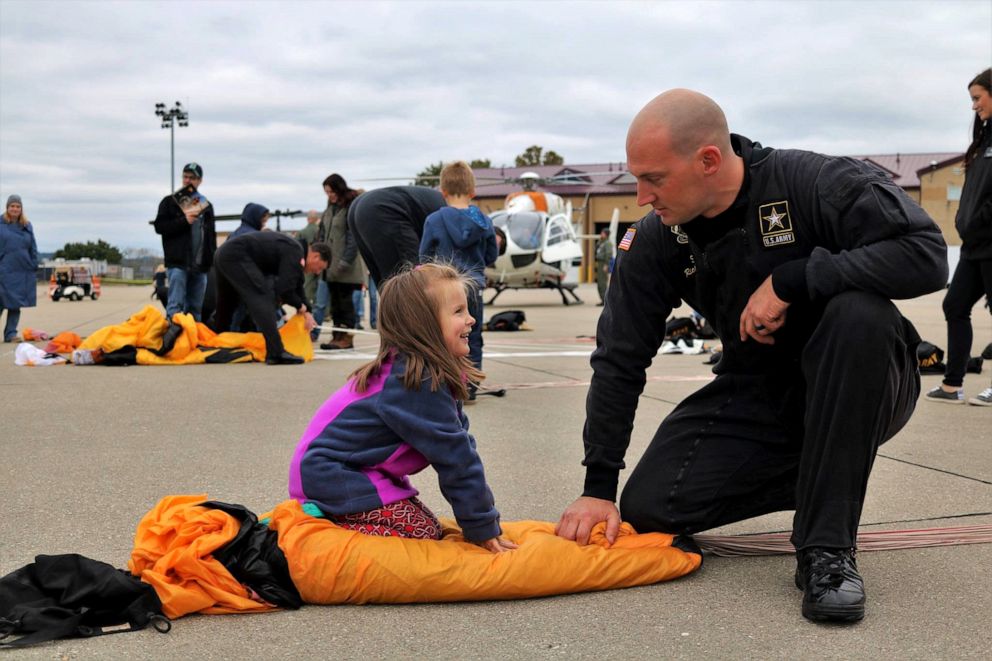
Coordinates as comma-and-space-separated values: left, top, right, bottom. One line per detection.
626, 89, 744, 224
627, 89, 731, 156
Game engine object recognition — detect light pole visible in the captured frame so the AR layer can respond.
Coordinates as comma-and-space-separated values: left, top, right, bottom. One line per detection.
154, 101, 189, 191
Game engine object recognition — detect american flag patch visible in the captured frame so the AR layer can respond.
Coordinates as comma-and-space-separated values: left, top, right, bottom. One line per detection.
618, 227, 636, 251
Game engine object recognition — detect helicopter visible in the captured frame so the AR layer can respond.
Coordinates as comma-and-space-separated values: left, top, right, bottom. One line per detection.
477, 171, 620, 306
349, 165, 629, 304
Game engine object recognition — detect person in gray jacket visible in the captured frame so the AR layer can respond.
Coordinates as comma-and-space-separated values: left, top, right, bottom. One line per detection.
318, 174, 365, 350
556, 89, 947, 624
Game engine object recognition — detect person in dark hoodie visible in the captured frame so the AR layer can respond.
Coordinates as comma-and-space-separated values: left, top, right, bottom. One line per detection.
231, 202, 269, 238
211, 232, 330, 365
224, 202, 271, 331
419, 161, 498, 397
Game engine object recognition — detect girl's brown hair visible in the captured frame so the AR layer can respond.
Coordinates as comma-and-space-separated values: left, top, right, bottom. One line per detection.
349, 262, 483, 400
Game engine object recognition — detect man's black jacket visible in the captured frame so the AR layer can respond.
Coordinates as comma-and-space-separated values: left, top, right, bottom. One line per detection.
582, 134, 948, 501
153, 190, 216, 271
215, 231, 307, 311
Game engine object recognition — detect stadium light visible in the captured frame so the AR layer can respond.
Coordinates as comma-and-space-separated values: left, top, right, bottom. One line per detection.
154, 101, 190, 191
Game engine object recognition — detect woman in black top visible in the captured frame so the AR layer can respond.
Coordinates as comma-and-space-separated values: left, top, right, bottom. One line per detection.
927, 68, 992, 407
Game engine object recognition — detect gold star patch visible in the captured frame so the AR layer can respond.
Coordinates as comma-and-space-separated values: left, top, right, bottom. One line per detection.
758, 201, 795, 247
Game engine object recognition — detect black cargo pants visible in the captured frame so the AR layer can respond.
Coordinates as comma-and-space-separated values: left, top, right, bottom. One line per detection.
212, 249, 286, 359
619, 291, 920, 550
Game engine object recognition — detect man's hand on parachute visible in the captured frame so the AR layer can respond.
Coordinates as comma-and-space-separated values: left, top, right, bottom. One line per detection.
556, 496, 620, 546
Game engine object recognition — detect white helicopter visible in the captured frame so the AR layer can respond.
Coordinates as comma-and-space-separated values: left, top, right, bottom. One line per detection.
483, 172, 619, 305
352, 167, 624, 305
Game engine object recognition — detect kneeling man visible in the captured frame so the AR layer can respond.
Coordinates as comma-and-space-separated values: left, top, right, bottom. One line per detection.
556, 89, 947, 623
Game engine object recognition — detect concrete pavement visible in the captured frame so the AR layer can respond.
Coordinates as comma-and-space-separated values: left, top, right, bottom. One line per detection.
1, 282, 989, 660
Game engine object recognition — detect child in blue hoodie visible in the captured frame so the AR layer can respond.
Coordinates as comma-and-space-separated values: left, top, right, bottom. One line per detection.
419, 162, 498, 397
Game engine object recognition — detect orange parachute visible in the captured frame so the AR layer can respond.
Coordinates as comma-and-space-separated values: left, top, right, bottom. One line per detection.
130, 495, 701, 618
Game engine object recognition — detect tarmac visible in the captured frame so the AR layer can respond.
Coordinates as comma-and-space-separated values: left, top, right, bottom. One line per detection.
1, 282, 990, 660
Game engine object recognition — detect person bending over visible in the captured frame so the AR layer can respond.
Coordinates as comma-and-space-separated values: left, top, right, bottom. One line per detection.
348, 185, 445, 286
211, 232, 329, 365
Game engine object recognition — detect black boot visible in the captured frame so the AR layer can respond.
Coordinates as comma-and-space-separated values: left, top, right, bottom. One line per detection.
265, 350, 304, 365
795, 547, 865, 623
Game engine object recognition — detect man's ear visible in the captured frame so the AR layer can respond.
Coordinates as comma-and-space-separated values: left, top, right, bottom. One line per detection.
698, 145, 722, 176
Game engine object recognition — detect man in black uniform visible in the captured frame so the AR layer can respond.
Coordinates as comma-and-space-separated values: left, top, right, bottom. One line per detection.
347, 185, 445, 285
556, 89, 948, 622
211, 232, 330, 365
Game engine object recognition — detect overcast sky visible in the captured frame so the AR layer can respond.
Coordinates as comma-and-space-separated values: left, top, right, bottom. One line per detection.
1, 0, 989, 253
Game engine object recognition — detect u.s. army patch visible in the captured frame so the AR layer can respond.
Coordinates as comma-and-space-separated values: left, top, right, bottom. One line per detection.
758, 201, 795, 247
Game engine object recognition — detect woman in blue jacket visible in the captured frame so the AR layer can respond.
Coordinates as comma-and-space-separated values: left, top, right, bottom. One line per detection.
0, 195, 38, 343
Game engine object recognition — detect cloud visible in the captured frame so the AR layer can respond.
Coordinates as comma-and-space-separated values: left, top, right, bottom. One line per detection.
1, 0, 988, 251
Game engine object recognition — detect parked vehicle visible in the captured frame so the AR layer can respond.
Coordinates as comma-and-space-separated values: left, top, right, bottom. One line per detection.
49, 265, 101, 301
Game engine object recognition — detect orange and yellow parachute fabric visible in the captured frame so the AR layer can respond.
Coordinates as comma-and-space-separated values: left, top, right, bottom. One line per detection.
129, 495, 276, 618
130, 495, 701, 618
77, 306, 312, 364
44, 331, 83, 354
271, 499, 701, 605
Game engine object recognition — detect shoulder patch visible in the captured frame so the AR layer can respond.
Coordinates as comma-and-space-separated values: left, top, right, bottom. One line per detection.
758, 201, 795, 247
618, 227, 636, 251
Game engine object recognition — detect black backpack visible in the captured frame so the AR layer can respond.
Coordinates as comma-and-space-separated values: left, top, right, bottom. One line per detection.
664, 317, 697, 340
0, 554, 170, 648
486, 310, 526, 332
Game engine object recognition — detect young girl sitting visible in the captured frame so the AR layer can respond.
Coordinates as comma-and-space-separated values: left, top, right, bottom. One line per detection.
288, 262, 517, 553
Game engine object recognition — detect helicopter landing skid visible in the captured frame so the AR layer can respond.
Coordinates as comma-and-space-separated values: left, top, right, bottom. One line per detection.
486, 282, 584, 306
556, 283, 584, 306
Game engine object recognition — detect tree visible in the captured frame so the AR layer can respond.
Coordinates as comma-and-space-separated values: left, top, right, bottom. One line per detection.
413, 161, 444, 187
414, 158, 493, 186
54, 240, 123, 264
514, 145, 565, 167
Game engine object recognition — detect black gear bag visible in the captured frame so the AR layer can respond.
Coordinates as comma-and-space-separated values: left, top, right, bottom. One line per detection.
0, 554, 170, 648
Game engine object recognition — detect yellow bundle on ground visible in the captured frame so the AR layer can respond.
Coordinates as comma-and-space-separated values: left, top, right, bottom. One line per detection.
77, 305, 312, 364
130, 495, 701, 618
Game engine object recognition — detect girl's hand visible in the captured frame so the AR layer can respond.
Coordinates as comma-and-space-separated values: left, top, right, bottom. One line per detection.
476, 536, 518, 553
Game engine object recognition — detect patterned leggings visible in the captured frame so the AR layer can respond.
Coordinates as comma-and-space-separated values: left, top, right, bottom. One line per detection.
327, 496, 442, 540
